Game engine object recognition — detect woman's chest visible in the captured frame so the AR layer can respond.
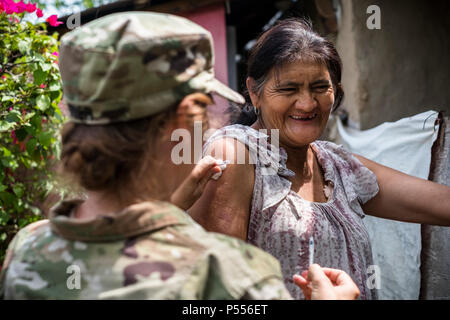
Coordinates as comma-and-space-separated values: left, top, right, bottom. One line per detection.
252, 189, 371, 251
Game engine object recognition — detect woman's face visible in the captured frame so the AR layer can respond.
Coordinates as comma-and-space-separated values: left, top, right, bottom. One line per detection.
248, 60, 335, 148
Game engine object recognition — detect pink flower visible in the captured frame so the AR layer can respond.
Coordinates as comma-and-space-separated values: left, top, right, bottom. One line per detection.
36, 7, 42, 17
16, 0, 27, 14
52, 51, 59, 57
40, 83, 46, 88
46, 14, 63, 27
11, 130, 18, 145
1, 75, 6, 80
3, 0, 18, 14
25, 1, 36, 13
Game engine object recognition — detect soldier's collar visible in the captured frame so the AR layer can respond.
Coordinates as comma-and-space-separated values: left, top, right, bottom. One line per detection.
48, 199, 190, 242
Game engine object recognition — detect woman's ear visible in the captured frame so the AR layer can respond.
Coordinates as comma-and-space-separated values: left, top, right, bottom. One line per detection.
246, 77, 260, 108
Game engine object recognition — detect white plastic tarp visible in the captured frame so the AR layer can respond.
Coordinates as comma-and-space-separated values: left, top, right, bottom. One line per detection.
336, 110, 440, 299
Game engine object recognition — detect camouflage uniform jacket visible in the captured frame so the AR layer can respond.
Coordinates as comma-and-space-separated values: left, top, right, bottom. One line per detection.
0, 199, 292, 299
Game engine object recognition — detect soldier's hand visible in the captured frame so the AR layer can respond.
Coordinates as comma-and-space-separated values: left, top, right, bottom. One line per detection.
293, 264, 360, 300
170, 156, 226, 211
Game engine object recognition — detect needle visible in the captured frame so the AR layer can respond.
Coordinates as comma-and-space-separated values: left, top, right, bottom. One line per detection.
309, 236, 314, 266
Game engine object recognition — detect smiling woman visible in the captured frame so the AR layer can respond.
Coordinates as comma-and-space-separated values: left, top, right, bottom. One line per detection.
188, 18, 450, 300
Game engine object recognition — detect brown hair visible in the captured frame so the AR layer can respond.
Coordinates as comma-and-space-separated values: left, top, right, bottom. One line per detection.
60, 110, 174, 204
60, 93, 212, 204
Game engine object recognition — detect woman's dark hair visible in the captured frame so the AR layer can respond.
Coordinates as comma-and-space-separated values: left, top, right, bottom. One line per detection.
233, 18, 344, 125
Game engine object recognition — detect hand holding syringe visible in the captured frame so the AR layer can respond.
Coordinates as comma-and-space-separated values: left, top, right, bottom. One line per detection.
293, 236, 360, 299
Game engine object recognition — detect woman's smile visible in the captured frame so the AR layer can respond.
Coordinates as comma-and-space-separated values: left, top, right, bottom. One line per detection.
289, 112, 318, 121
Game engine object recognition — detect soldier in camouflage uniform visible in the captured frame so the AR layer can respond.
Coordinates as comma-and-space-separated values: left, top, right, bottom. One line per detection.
0, 11, 292, 300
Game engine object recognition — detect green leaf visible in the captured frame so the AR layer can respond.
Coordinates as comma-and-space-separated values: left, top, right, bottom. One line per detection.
38, 131, 53, 147
33, 53, 46, 63
13, 185, 24, 198
23, 111, 36, 121
2, 147, 11, 157
1, 95, 14, 102
36, 95, 50, 111
49, 81, 61, 91
26, 138, 37, 154
18, 40, 29, 55
5, 110, 21, 123
33, 68, 46, 86
0, 192, 15, 206
0, 121, 15, 132
40, 61, 52, 72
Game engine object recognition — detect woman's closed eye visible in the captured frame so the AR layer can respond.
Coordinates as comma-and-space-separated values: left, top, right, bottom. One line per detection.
312, 85, 331, 93
278, 87, 297, 93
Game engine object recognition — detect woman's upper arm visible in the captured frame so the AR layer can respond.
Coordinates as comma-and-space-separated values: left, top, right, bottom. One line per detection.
188, 137, 255, 240
355, 154, 450, 225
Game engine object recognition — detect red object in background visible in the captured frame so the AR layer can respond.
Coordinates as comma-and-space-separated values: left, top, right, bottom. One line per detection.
179, 3, 232, 125
179, 3, 228, 86
25, 1, 36, 13
46, 14, 63, 27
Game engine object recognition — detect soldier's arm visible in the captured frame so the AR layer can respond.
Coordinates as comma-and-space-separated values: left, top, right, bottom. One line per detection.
0, 220, 48, 299
0, 232, 20, 299
170, 156, 223, 211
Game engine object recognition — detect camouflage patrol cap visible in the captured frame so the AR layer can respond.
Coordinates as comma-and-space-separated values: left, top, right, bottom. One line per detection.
59, 11, 245, 124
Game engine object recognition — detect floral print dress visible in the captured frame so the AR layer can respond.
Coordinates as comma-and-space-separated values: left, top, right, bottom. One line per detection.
203, 124, 380, 299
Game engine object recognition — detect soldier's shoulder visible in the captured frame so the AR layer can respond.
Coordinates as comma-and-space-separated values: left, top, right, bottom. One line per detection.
169, 223, 285, 299
1, 219, 51, 276
210, 232, 282, 273
175, 220, 282, 276
8, 219, 50, 253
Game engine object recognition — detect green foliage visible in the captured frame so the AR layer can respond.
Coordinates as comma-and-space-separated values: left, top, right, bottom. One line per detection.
0, 9, 64, 264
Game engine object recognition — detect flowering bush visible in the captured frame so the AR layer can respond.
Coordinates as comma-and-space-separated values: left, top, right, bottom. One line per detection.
0, 1, 64, 264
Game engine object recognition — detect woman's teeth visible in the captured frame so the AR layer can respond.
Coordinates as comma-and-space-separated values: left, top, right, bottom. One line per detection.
290, 113, 317, 120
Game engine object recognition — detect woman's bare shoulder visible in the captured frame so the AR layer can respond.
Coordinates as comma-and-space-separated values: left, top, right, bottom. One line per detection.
189, 136, 255, 239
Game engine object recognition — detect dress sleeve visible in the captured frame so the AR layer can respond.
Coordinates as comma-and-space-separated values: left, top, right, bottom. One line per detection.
318, 141, 380, 218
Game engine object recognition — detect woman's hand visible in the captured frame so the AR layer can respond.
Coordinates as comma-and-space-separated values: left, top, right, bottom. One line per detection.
293, 264, 360, 300
170, 156, 226, 211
